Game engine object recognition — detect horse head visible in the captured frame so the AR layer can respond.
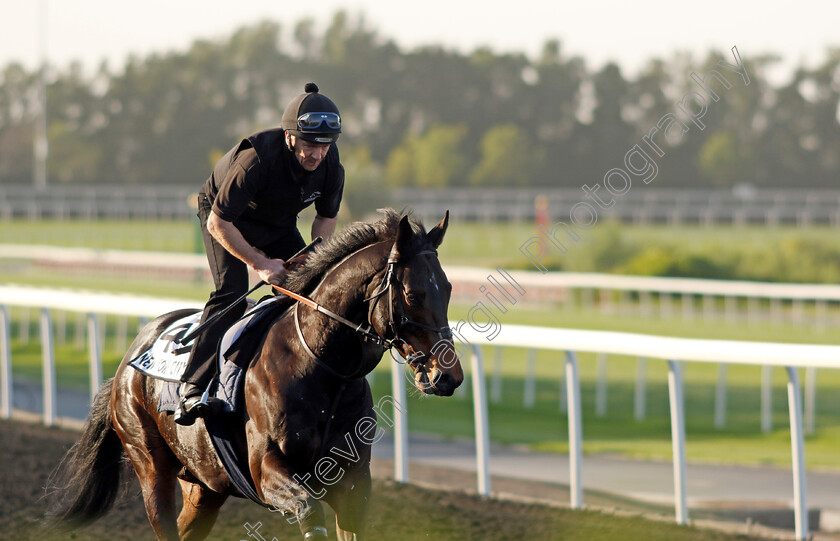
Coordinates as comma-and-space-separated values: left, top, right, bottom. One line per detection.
369, 211, 464, 396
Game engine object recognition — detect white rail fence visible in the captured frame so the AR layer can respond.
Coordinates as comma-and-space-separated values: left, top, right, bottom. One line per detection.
449, 325, 840, 540
448, 267, 840, 328
5, 244, 840, 327
1, 286, 838, 540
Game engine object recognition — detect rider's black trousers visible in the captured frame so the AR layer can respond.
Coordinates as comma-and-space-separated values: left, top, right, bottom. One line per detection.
180, 193, 305, 389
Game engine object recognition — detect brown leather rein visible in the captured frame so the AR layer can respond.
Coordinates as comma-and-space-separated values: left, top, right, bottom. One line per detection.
272, 249, 451, 381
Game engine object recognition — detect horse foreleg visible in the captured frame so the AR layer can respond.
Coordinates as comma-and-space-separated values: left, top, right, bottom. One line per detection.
177, 479, 228, 540
255, 450, 328, 539
328, 468, 372, 541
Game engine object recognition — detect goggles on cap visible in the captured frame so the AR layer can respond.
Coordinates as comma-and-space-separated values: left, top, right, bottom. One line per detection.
297, 112, 341, 131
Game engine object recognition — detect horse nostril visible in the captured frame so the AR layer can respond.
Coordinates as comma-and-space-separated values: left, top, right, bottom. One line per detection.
436, 372, 454, 392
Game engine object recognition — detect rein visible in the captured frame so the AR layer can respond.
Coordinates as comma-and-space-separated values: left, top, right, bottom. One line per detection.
271, 282, 388, 348
270, 246, 451, 380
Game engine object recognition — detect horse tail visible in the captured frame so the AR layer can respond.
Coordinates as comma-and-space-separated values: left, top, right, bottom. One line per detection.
47, 377, 125, 525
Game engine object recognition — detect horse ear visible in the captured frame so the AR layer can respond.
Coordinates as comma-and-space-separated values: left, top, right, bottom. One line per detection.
392, 215, 414, 259
427, 210, 449, 249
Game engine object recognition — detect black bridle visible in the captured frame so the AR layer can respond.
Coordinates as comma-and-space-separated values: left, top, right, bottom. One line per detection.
289, 246, 451, 380
365, 251, 452, 368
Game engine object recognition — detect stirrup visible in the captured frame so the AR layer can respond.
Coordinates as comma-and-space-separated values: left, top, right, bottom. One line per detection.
174, 392, 205, 426
174, 381, 220, 426
304, 527, 328, 539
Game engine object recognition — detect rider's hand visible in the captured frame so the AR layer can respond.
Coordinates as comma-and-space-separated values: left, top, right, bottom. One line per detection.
255, 259, 287, 285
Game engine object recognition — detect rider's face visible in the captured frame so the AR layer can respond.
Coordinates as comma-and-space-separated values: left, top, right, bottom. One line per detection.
287, 133, 331, 171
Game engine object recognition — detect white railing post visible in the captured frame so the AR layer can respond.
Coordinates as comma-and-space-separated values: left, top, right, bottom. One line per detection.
595, 352, 608, 418
524, 348, 536, 409
747, 297, 759, 326
815, 300, 827, 333
681, 293, 693, 320
88, 313, 103, 403
40, 308, 56, 426
761, 366, 773, 433
785, 367, 809, 541
702, 295, 714, 320
491, 346, 503, 404
714, 364, 727, 429
621, 291, 631, 316
792, 299, 804, 324
725, 296, 737, 323
804, 367, 817, 435
634, 357, 647, 421
566, 351, 583, 509
667, 360, 689, 525
1, 305, 11, 419
640, 291, 652, 318
390, 356, 408, 483
19, 306, 31, 344
660, 292, 672, 319
471, 345, 491, 496
771, 298, 782, 324
558, 352, 567, 413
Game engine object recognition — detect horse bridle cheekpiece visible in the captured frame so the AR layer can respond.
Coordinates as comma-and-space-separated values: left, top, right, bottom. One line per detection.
284, 246, 451, 380
366, 250, 452, 368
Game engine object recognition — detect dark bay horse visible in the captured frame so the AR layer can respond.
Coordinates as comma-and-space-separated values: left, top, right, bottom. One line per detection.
49, 210, 463, 540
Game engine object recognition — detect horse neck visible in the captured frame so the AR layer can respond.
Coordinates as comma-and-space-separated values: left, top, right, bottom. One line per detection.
312, 240, 389, 311
298, 241, 391, 376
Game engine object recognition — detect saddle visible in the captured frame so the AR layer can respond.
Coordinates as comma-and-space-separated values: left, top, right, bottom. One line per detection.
129, 295, 288, 413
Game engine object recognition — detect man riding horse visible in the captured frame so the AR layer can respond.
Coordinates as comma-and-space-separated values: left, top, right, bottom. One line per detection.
178, 82, 344, 425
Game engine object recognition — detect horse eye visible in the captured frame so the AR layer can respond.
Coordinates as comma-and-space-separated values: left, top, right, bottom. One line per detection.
406, 292, 419, 305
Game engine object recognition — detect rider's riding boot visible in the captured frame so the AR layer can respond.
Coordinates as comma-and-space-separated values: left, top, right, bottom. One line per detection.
174, 381, 222, 426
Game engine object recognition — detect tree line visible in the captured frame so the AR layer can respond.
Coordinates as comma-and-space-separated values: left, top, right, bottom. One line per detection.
1, 12, 838, 191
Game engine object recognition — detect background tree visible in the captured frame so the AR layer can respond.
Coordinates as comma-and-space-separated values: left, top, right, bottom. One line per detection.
468, 124, 544, 186
0, 13, 838, 191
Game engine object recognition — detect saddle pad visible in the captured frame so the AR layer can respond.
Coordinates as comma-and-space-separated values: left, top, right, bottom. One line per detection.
143, 296, 287, 413
129, 312, 201, 382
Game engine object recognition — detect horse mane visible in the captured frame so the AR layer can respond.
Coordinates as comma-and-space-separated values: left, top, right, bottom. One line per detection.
282, 208, 429, 295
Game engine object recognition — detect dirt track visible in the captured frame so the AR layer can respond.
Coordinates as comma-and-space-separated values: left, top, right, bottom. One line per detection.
1, 419, 775, 541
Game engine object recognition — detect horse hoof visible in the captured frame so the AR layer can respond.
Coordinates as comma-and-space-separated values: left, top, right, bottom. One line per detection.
304, 527, 328, 539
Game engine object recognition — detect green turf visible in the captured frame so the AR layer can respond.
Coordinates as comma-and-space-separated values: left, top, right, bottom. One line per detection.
2, 219, 839, 469
5, 218, 840, 273
4, 298, 839, 469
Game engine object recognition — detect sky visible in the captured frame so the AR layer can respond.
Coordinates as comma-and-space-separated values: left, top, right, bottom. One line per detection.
1, 1, 838, 82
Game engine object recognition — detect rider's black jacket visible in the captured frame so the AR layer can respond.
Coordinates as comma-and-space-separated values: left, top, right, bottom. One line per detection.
200, 128, 344, 248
